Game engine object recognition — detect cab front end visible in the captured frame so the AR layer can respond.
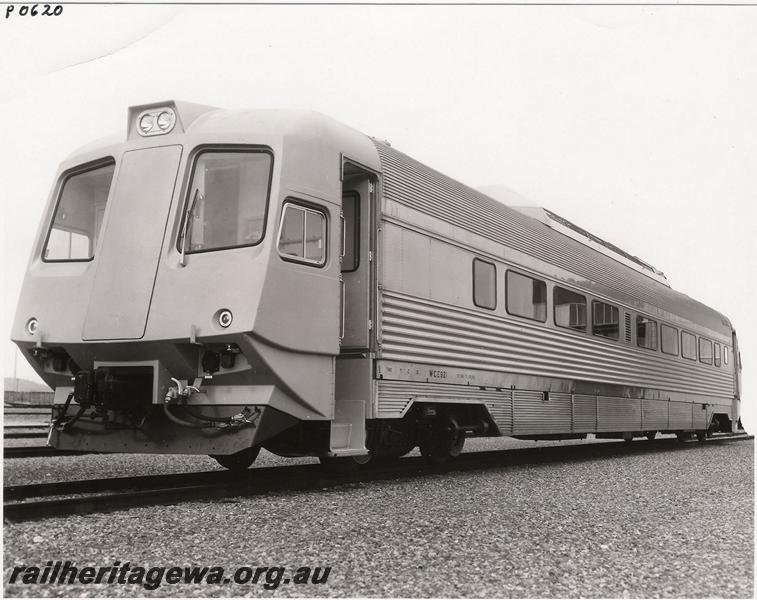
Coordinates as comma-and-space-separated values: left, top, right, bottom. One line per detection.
10, 101, 377, 461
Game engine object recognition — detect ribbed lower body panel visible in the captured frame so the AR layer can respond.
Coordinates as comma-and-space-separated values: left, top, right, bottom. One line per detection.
376, 379, 731, 435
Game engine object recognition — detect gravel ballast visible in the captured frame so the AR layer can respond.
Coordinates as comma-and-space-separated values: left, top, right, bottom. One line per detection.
1, 437, 610, 487
3, 438, 753, 598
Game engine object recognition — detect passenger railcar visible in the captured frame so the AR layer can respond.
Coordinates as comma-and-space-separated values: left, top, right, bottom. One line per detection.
11, 101, 743, 469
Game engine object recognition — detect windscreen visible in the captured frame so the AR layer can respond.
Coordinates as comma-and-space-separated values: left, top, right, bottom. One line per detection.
43, 161, 115, 261
180, 150, 272, 254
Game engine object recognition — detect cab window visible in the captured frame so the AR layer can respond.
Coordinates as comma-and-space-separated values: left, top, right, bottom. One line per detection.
43, 160, 115, 261
179, 150, 272, 254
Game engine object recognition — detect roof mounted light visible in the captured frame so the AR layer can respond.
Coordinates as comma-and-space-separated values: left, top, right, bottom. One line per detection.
157, 110, 175, 131
127, 101, 220, 141
136, 107, 176, 137
138, 113, 155, 134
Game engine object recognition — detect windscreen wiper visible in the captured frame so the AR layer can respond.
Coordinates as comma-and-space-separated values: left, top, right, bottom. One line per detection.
180, 188, 201, 267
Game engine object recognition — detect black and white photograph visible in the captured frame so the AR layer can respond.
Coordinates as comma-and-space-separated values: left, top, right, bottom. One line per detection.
2, 2, 754, 597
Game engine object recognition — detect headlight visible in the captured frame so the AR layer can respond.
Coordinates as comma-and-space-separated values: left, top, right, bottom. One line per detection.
136, 107, 176, 136
217, 309, 233, 328
26, 317, 38, 335
156, 110, 175, 131
138, 113, 155, 134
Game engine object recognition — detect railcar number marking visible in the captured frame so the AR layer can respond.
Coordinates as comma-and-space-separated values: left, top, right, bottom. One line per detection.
428, 370, 448, 379
5, 4, 63, 18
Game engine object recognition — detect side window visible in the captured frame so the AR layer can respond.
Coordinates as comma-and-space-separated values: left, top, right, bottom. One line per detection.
661, 324, 679, 356
636, 316, 658, 350
724, 346, 729, 365
277, 202, 327, 266
506, 270, 546, 321
43, 160, 115, 261
341, 192, 359, 272
699, 337, 713, 365
592, 300, 619, 340
554, 287, 587, 331
681, 331, 697, 360
714, 343, 722, 367
472, 258, 496, 310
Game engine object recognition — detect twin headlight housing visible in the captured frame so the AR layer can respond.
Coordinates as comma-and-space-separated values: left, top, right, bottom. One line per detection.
137, 107, 177, 137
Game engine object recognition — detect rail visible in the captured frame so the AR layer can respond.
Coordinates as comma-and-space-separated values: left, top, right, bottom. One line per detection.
4, 433, 751, 522
4, 446, 96, 459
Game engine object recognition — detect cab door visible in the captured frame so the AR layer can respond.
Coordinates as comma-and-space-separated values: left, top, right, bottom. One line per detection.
330, 164, 377, 456
340, 172, 375, 350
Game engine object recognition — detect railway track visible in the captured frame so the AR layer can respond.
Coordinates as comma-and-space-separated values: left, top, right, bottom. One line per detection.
4, 446, 95, 459
4, 421, 50, 441
4, 433, 751, 522
4, 432, 48, 440
3, 408, 51, 415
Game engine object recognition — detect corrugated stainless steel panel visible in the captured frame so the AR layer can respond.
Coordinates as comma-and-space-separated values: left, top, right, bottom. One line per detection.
598, 396, 641, 431
380, 290, 733, 399
642, 399, 669, 429
374, 142, 730, 335
485, 396, 513, 435
669, 402, 693, 429
692, 403, 708, 429
513, 391, 571, 434
573, 395, 597, 432
375, 380, 506, 421
376, 377, 726, 436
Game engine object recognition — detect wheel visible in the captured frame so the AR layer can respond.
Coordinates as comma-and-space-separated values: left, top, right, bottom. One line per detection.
319, 454, 370, 473
696, 430, 707, 442
210, 446, 260, 471
419, 418, 465, 465
646, 431, 657, 441
676, 431, 692, 443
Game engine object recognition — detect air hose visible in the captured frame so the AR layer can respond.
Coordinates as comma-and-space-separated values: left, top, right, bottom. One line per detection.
162, 400, 218, 429
163, 378, 258, 429
53, 392, 87, 432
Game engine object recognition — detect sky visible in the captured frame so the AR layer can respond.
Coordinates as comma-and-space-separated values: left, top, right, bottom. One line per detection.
1, 4, 755, 427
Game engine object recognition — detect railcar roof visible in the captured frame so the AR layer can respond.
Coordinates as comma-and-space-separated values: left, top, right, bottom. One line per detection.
60, 105, 731, 336
373, 141, 732, 336
65, 106, 381, 175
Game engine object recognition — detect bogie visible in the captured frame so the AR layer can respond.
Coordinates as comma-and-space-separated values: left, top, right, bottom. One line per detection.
210, 446, 261, 471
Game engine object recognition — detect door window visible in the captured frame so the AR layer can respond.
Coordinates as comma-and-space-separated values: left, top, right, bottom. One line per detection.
341, 192, 359, 272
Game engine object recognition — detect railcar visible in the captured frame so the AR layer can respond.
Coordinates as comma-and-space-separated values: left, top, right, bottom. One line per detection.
11, 101, 743, 469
